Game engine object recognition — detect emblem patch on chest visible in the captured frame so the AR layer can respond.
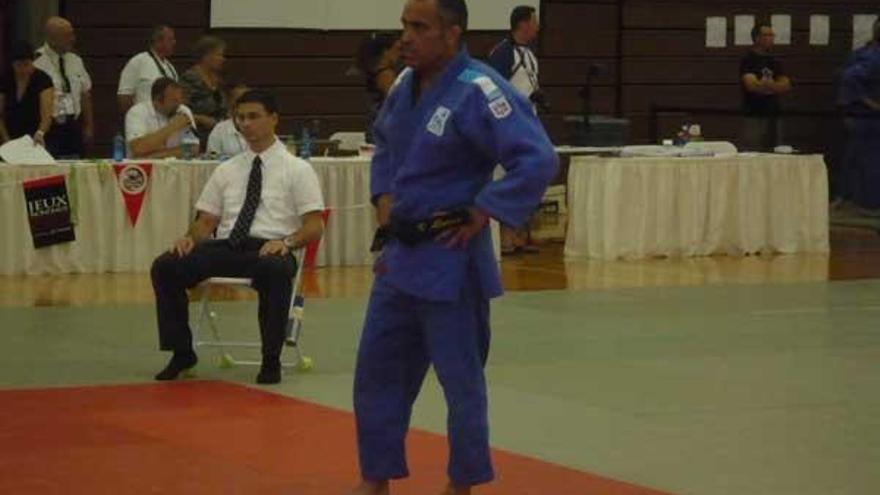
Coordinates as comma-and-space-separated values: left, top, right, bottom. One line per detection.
489, 97, 512, 119
427, 106, 452, 137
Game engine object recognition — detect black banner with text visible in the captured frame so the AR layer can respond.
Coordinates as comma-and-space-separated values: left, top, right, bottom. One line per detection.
22, 175, 76, 248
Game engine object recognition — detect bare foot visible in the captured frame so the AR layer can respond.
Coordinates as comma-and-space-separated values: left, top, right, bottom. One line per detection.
439, 483, 471, 495
348, 480, 390, 495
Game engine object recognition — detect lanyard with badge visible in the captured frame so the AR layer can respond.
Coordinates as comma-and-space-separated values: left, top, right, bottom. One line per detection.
148, 51, 177, 80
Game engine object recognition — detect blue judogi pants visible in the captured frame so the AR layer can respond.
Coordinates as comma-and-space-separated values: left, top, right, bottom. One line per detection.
353, 275, 494, 486
846, 117, 880, 209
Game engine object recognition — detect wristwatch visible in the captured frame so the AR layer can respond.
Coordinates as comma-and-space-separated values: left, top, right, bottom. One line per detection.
282, 236, 297, 249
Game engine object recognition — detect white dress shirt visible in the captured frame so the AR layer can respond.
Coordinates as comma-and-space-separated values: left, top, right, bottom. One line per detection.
206, 119, 247, 157
196, 138, 325, 240
33, 44, 92, 119
117, 51, 179, 105
125, 101, 192, 152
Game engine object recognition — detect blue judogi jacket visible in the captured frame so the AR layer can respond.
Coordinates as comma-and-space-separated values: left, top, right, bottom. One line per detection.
838, 45, 880, 109
371, 48, 558, 302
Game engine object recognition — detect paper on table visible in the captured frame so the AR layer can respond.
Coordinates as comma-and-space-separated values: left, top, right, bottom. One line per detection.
0, 135, 56, 165
706, 17, 727, 48
853, 14, 879, 50
735, 15, 755, 46
771, 14, 791, 45
810, 15, 830, 46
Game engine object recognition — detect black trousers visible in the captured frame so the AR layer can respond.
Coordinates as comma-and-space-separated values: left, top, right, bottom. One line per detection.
150, 238, 298, 359
46, 118, 84, 159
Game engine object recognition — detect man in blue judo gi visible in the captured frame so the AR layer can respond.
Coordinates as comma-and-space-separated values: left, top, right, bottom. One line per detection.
838, 23, 880, 210
348, 1, 558, 494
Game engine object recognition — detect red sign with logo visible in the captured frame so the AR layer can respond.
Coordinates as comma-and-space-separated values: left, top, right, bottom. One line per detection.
112, 163, 153, 227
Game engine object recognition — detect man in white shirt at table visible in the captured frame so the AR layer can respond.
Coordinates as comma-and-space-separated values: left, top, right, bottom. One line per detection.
151, 89, 325, 385
125, 77, 194, 158
117, 25, 178, 114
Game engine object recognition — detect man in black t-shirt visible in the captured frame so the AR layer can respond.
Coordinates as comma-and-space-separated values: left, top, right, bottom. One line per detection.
739, 23, 791, 151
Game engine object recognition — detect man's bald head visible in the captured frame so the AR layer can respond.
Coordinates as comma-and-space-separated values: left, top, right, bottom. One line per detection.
45, 16, 76, 53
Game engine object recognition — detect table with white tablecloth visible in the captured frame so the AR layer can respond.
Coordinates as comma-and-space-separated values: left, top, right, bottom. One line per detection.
0, 157, 376, 275
564, 153, 830, 260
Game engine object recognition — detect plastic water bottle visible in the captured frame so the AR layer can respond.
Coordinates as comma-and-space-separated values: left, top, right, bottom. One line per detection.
299, 126, 312, 159
181, 129, 200, 160
112, 132, 126, 161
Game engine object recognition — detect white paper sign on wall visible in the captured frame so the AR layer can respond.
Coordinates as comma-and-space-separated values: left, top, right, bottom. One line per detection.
706, 17, 728, 48
810, 15, 830, 46
735, 15, 756, 46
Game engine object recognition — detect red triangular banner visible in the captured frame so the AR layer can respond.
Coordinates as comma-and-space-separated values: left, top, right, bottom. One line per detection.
112, 163, 153, 227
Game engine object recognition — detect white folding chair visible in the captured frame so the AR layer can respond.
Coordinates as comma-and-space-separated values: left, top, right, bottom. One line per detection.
192, 249, 314, 372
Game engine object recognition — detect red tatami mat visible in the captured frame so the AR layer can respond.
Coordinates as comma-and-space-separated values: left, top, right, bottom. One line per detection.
0, 381, 671, 494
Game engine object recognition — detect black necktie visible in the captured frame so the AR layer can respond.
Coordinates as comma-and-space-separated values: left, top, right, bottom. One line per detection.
58, 54, 71, 93
228, 156, 263, 249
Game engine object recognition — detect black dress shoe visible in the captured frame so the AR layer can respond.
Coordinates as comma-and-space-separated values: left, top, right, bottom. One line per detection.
256, 360, 281, 384
154, 352, 198, 381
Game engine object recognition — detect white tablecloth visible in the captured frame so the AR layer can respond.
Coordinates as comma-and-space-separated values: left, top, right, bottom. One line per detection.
564, 154, 830, 260
0, 158, 376, 275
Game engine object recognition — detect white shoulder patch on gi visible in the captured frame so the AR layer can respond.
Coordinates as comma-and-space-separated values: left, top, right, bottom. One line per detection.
459, 69, 513, 120
488, 97, 512, 119
473, 76, 503, 101
427, 106, 452, 137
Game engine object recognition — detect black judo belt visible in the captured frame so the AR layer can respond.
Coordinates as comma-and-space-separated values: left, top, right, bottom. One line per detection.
371, 209, 471, 252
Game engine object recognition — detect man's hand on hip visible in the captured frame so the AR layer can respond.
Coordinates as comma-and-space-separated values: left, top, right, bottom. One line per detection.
439, 207, 490, 249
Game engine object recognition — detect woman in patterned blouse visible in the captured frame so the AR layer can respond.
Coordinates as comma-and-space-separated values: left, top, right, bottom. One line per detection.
180, 36, 227, 142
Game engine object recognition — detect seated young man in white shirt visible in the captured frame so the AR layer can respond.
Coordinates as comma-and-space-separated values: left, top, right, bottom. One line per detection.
151, 89, 325, 385
125, 77, 194, 158
206, 84, 249, 158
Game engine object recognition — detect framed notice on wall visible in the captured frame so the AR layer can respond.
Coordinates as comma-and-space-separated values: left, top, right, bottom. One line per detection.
771, 14, 791, 45
734, 15, 755, 46
853, 14, 879, 50
706, 17, 727, 48
810, 15, 830, 46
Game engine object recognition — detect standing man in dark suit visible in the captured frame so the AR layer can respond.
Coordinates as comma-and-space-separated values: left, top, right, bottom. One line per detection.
487, 5, 542, 110
488, 5, 544, 255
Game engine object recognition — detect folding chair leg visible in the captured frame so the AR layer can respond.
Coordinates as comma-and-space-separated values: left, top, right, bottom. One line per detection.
193, 250, 314, 373
194, 286, 235, 367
